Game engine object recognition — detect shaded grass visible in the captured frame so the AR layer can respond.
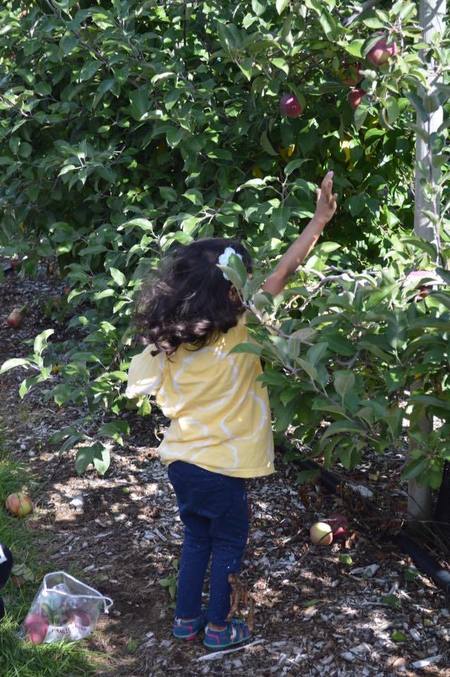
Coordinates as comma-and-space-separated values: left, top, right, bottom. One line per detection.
0, 458, 100, 677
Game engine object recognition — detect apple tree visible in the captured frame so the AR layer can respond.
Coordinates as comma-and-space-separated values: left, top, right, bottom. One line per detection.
0, 0, 448, 484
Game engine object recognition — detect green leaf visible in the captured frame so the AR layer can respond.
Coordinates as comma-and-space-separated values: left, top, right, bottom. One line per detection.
306, 342, 328, 366
93, 79, 115, 109
402, 238, 437, 258
78, 60, 100, 83
0, 358, 30, 374
391, 630, 407, 643
321, 421, 366, 442
312, 400, 347, 417
120, 218, 155, 233
99, 420, 130, 445
382, 594, 401, 609
237, 58, 253, 81
297, 358, 319, 383
75, 443, 110, 476
230, 342, 262, 356
284, 159, 308, 177
363, 17, 386, 29
385, 97, 400, 125
401, 457, 429, 481
252, 0, 266, 16
276, 0, 290, 14
354, 102, 369, 130
334, 371, 355, 401
404, 567, 419, 581
94, 289, 115, 301
344, 40, 364, 57
34, 329, 55, 357
260, 131, 278, 157
271, 58, 289, 75
318, 10, 339, 40
237, 177, 274, 191
409, 395, 450, 412
110, 267, 127, 287
151, 72, 176, 85
60, 34, 78, 55
183, 189, 203, 206
129, 88, 150, 121
216, 264, 242, 289
138, 397, 152, 416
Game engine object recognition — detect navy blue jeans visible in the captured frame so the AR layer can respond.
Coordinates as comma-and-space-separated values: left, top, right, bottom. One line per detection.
168, 461, 249, 626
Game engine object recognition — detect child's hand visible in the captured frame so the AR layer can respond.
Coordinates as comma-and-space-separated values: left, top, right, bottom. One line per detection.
314, 171, 337, 225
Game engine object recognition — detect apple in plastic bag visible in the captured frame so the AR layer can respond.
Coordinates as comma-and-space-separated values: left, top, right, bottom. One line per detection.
24, 612, 49, 644
69, 610, 91, 627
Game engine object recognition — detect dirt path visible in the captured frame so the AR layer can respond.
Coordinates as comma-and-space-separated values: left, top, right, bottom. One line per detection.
0, 270, 449, 676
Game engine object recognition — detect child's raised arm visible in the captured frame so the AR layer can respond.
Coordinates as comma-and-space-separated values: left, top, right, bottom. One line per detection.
262, 171, 337, 297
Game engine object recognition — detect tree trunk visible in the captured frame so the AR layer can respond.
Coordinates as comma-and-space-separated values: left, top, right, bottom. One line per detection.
409, 0, 446, 522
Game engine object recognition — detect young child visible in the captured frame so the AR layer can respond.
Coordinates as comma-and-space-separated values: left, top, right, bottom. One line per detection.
126, 172, 337, 649
0, 543, 13, 621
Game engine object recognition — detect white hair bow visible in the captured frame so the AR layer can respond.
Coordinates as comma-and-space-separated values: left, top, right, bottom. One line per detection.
217, 247, 243, 281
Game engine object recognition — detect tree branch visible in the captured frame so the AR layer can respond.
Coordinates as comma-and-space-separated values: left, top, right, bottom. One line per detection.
343, 0, 382, 27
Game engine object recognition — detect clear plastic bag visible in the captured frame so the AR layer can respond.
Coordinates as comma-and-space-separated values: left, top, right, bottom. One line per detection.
21, 571, 113, 644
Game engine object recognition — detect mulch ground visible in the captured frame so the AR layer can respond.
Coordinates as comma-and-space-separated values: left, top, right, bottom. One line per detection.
0, 267, 449, 676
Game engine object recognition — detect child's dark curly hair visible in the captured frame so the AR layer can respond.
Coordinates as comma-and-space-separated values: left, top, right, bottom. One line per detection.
134, 238, 253, 355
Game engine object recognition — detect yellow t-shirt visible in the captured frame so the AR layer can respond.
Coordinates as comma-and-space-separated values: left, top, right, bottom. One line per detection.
125, 317, 274, 478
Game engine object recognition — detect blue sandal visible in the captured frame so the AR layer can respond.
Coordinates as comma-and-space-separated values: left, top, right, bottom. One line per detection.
173, 611, 206, 641
203, 619, 251, 650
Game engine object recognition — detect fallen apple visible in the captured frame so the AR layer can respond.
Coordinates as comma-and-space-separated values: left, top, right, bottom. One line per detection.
310, 521, 333, 546
5, 492, 33, 518
279, 93, 303, 118
367, 38, 398, 67
6, 308, 23, 329
24, 612, 49, 644
347, 88, 366, 110
328, 513, 349, 541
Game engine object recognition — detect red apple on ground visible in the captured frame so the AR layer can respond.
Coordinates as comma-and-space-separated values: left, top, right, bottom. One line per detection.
280, 93, 303, 118
5, 492, 33, 517
367, 38, 399, 66
6, 308, 23, 329
310, 521, 333, 545
328, 513, 349, 541
348, 88, 366, 109
24, 612, 49, 644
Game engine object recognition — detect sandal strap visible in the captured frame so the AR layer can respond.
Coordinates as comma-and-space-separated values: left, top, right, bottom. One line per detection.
229, 619, 248, 642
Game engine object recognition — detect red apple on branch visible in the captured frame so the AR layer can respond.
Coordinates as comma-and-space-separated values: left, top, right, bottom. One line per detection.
367, 38, 399, 67
279, 93, 303, 118
341, 61, 362, 86
348, 88, 366, 109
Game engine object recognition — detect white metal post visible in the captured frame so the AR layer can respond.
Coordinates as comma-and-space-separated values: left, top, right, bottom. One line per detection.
409, 0, 446, 522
